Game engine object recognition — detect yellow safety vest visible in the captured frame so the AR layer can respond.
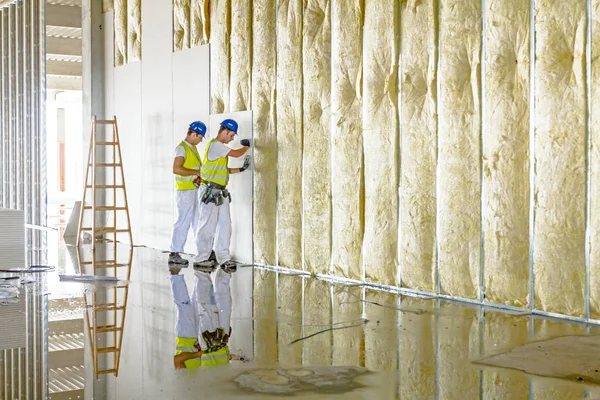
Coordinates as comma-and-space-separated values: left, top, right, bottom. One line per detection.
175, 337, 230, 369
200, 139, 229, 187
174, 141, 201, 190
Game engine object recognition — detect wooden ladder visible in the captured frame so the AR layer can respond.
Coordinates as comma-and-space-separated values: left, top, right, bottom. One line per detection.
77, 116, 133, 249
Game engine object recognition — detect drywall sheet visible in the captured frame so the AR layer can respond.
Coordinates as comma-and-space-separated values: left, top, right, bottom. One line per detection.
332, 285, 363, 366
209, 111, 254, 265
210, 0, 230, 114
533, 0, 586, 316
253, 269, 277, 364
331, 0, 364, 280
229, 0, 251, 111
399, 297, 436, 400
127, 0, 141, 61
302, 0, 331, 274
437, 303, 480, 400
483, 0, 530, 307
437, 0, 482, 299
590, 0, 600, 319
362, 0, 399, 285
251, 0, 277, 266
364, 291, 398, 372
114, 0, 128, 66
276, 0, 303, 270
277, 274, 303, 366
191, 0, 210, 46
399, 0, 437, 292
303, 279, 332, 366
173, 0, 190, 51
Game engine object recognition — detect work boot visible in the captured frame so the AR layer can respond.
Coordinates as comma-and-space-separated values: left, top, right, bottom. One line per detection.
193, 259, 217, 273
168, 264, 182, 275
168, 253, 189, 266
220, 260, 237, 274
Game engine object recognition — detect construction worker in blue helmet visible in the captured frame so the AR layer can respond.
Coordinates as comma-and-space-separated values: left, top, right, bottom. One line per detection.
168, 121, 208, 265
193, 118, 251, 273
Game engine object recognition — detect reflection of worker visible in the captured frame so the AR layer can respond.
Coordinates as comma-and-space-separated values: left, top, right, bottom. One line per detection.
170, 264, 233, 369
193, 119, 251, 272
169, 122, 206, 265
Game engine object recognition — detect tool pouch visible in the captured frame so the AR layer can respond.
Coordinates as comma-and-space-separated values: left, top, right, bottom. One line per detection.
214, 192, 224, 206
201, 187, 212, 204
222, 189, 231, 203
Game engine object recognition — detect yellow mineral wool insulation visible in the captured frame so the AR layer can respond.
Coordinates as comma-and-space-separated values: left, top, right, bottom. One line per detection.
332, 285, 363, 366
127, 0, 141, 62
302, 0, 331, 274
364, 291, 398, 372
482, 0, 530, 307
253, 270, 277, 364
531, 379, 586, 400
533, 0, 586, 317
399, 298, 436, 400
210, 0, 231, 114
362, 0, 399, 286
437, 0, 481, 299
303, 279, 332, 366
252, 0, 277, 266
173, 0, 191, 52
277, 274, 303, 366
590, 0, 600, 319
331, 0, 364, 280
399, 0, 437, 293
229, 0, 251, 111
114, 0, 128, 66
276, 0, 303, 270
437, 303, 480, 400
103, 0, 113, 13
482, 313, 529, 400
191, 0, 210, 46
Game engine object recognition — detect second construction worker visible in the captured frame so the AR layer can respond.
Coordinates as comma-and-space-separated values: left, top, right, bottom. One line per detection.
169, 121, 206, 265
193, 119, 251, 271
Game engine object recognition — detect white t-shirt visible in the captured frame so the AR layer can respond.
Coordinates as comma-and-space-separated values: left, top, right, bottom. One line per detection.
174, 140, 199, 160
207, 140, 230, 162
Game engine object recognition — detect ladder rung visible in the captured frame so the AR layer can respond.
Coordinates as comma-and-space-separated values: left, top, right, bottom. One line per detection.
80, 227, 129, 233
95, 119, 116, 124
81, 260, 129, 267
85, 185, 124, 189
88, 163, 122, 167
97, 369, 118, 374
97, 347, 119, 354
96, 141, 117, 145
95, 325, 122, 333
83, 206, 127, 210
89, 304, 125, 311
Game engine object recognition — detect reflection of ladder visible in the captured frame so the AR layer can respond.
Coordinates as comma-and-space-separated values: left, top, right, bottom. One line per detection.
78, 116, 133, 248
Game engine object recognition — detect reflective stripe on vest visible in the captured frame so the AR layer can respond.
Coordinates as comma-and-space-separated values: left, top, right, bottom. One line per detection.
175, 141, 201, 191
182, 346, 230, 369
175, 337, 198, 356
200, 139, 229, 187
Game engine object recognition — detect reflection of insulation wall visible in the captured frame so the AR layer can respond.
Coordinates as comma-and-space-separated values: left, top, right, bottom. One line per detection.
303, 279, 332, 365
590, 0, 600, 319
210, 0, 231, 114
191, 0, 210, 46
533, 0, 586, 316
252, 0, 277, 266
399, 0, 437, 292
331, 0, 364, 280
173, 0, 190, 52
332, 286, 363, 366
114, 0, 128, 66
362, 0, 399, 285
253, 270, 277, 364
229, 0, 251, 111
483, 0, 530, 307
127, 0, 141, 62
364, 291, 398, 372
277, 274, 303, 365
302, 0, 331, 274
437, 0, 481, 299
276, 0, 303, 270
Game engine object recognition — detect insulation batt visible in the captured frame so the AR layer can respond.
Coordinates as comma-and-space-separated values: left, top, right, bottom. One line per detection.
276, 0, 303, 270
114, 0, 128, 65
127, 0, 141, 61
483, 0, 530, 307
210, 0, 230, 114
332, 285, 362, 366
590, 0, 600, 319
362, 0, 399, 285
533, 0, 586, 317
303, 279, 332, 366
229, 0, 251, 111
253, 270, 277, 364
103, 0, 113, 13
277, 274, 302, 366
400, 0, 437, 292
331, 0, 364, 280
191, 0, 210, 46
302, 0, 331, 274
251, 0, 277, 266
173, 0, 190, 51
437, 0, 481, 300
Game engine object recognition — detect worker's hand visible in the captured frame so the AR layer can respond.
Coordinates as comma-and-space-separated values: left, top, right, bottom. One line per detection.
239, 156, 251, 172
240, 139, 252, 147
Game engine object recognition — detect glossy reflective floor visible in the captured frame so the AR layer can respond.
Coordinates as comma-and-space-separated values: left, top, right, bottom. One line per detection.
2, 230, 600, 399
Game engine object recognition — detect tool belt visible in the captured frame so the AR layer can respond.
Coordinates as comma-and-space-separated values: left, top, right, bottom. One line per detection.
200, 182, 231, 205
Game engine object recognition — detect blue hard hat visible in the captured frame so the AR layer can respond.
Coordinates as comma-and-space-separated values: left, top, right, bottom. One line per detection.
189, 121, 207, 137
220, 119, 238, 134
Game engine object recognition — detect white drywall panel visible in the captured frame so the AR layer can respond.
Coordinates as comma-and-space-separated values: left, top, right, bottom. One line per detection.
208, 110, 253, 265
104, 11, 115, 117
229, 265, 254, 361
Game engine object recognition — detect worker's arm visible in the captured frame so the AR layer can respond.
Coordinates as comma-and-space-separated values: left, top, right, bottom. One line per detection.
229, 156, 251, 174
173, 156, 201, 176
226, 138, 252, 159
173, 351, 203, 369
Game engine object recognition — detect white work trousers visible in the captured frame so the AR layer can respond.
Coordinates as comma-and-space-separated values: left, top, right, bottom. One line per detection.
193, 186, 231, 264
170, 270, 232, 350
170, 189, 198, 253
